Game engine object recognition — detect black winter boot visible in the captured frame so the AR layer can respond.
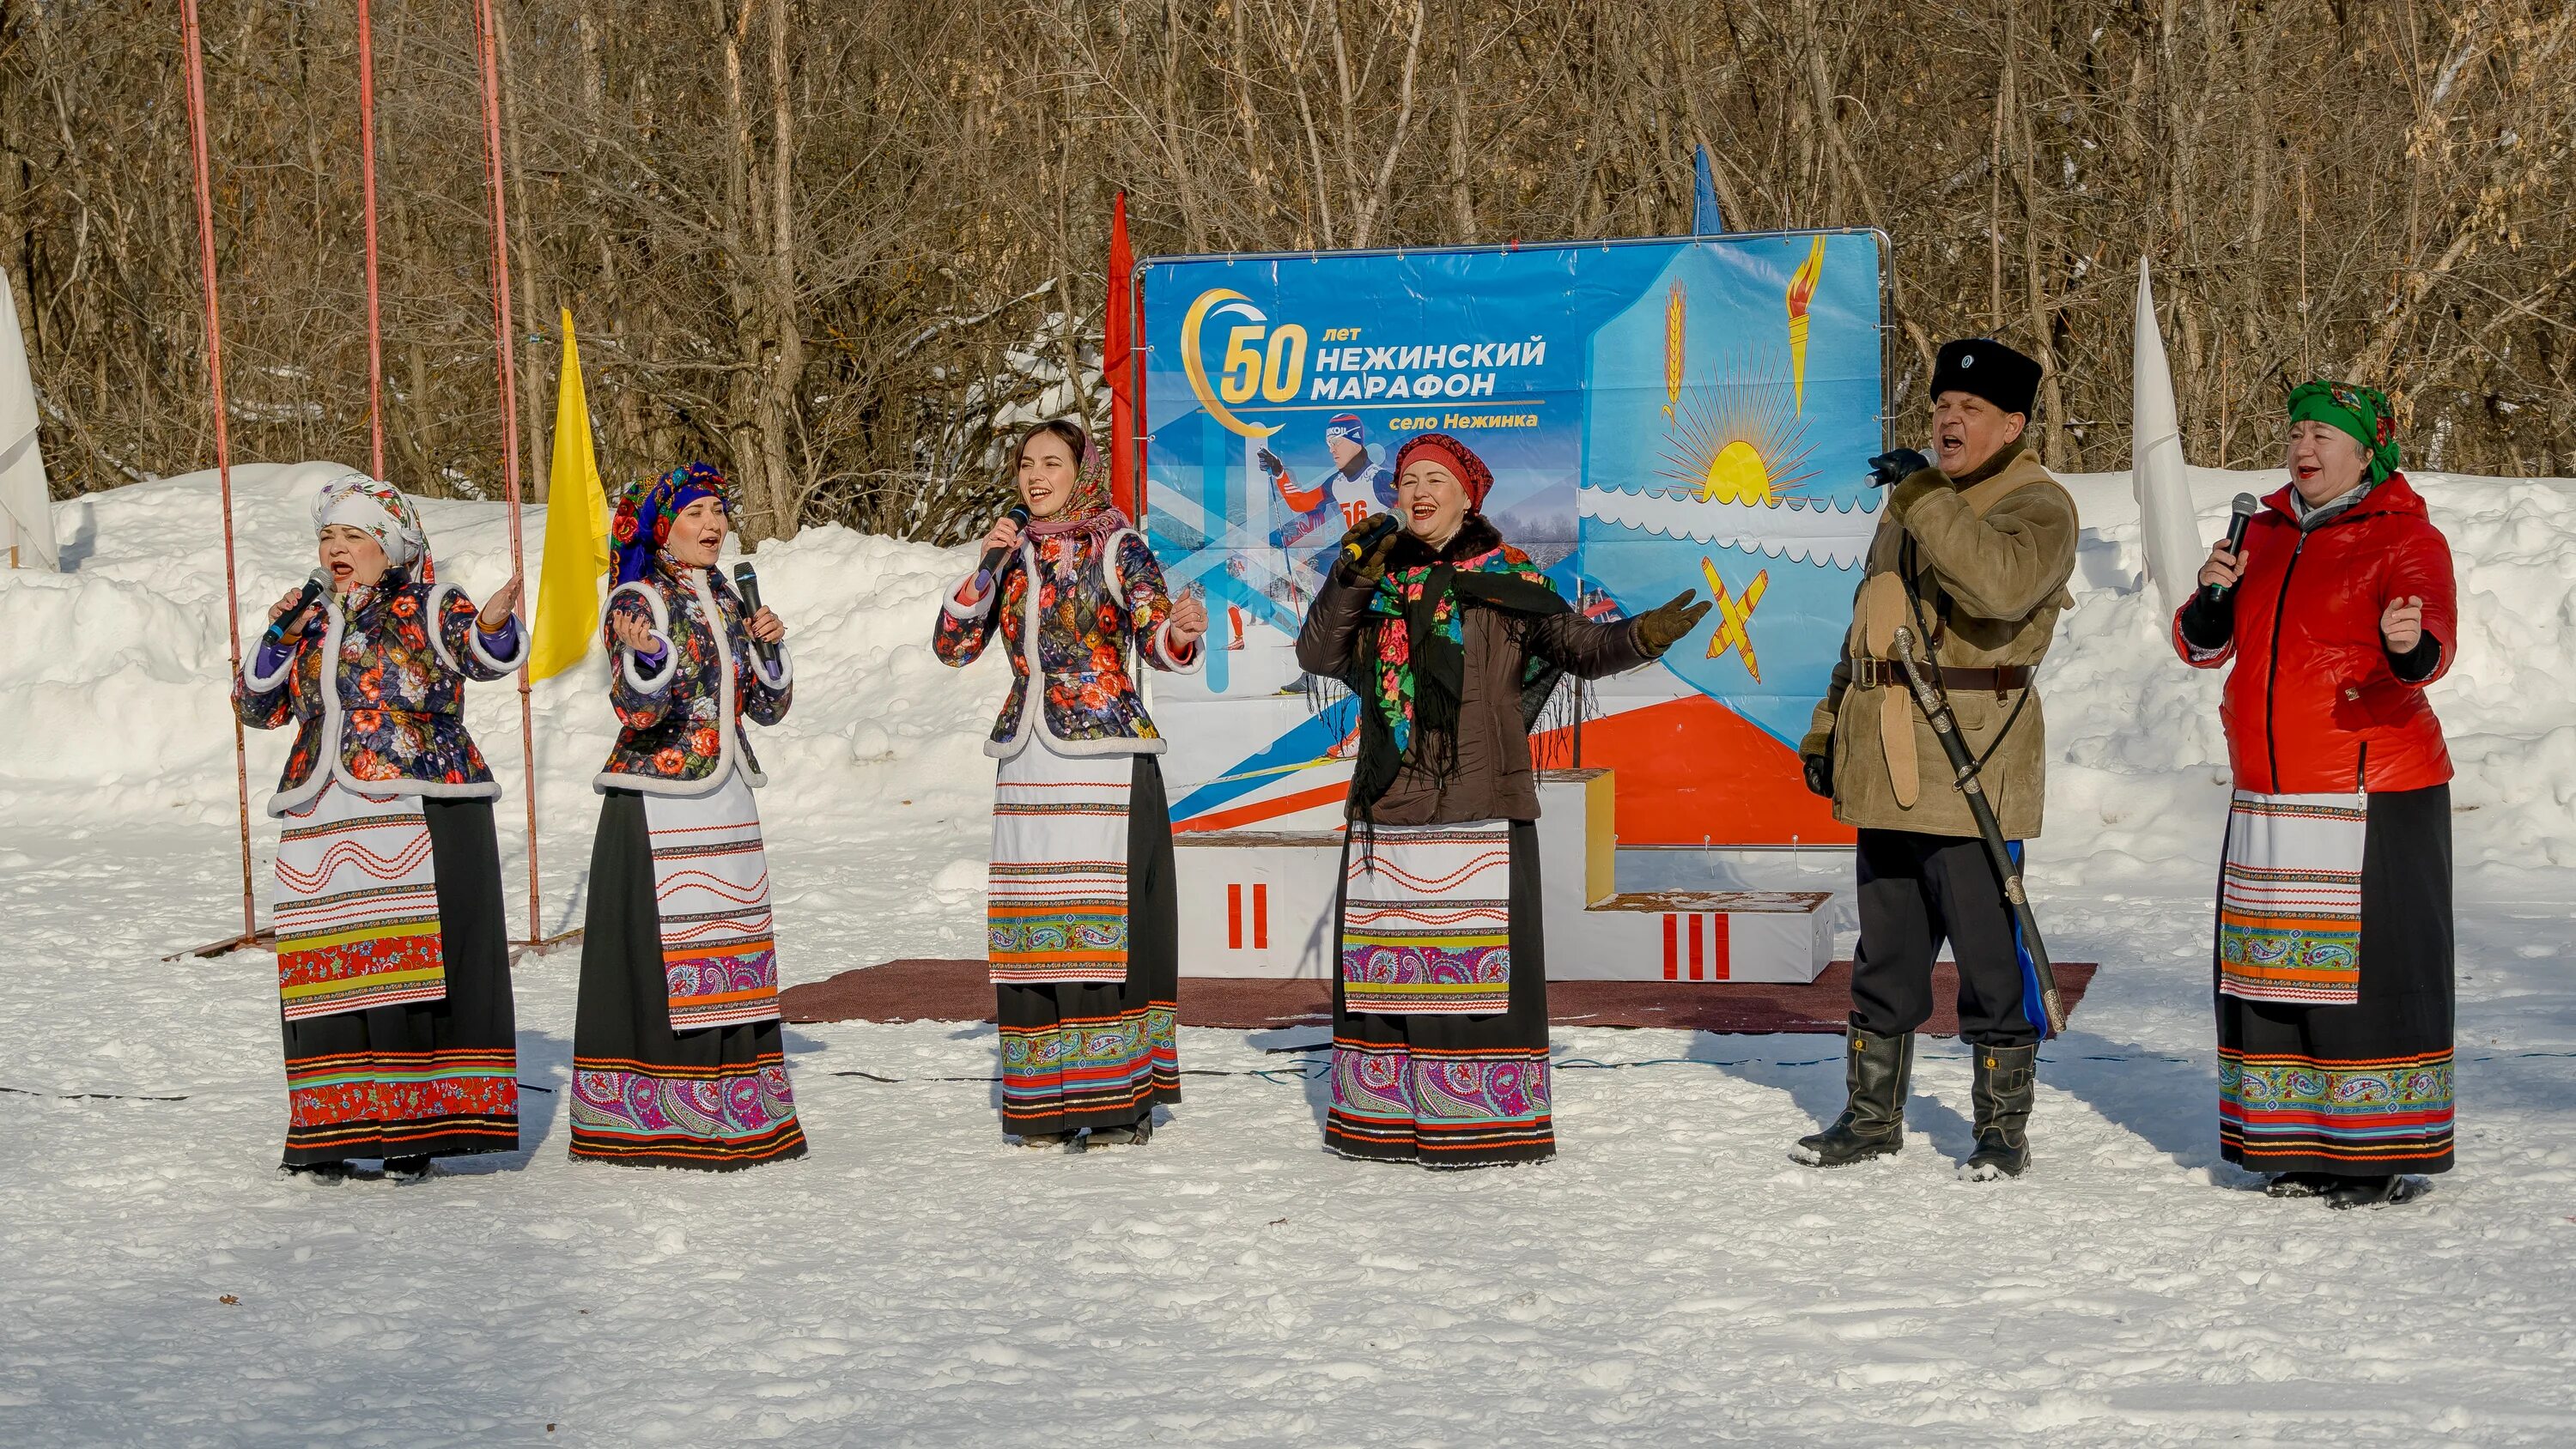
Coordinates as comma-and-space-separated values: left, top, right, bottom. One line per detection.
1789, 1027, 1911, 1167
1960, 1044, 2037, 1180
2324, 1174, 2427, 1210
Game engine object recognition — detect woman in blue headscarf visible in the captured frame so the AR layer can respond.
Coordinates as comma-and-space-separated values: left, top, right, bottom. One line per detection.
566, 463, 807, 1170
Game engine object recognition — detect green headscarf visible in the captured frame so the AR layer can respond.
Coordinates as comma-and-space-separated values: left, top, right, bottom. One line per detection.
2287, 379, 2401, 485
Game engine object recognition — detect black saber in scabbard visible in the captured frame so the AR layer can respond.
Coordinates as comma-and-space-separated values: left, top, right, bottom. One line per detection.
1889, 624, 2069, 1036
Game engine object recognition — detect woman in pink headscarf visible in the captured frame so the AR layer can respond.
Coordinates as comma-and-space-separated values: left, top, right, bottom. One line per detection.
936, 419, 1207, 1151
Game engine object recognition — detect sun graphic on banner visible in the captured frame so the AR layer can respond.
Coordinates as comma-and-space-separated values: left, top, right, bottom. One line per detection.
1654, 343, 1817, 507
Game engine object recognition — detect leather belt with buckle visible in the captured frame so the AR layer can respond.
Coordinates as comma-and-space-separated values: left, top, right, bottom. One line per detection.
1853, 658, 2032, 695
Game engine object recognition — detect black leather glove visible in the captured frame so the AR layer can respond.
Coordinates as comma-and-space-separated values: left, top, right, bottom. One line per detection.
1334, 514, 1401, 588
1257, 446, 1285, 476
1868, 447, 1932, 488
1631, 590, 1712, 658
1801, 752, 1832, 799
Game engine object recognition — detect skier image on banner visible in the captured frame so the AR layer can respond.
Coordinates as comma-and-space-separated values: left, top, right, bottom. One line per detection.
1264, 412, 1398, 548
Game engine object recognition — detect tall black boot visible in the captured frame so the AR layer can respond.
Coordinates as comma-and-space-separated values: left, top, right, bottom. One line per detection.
1789, 1027, 1911, 1167
1960, 1043, 2036, 1181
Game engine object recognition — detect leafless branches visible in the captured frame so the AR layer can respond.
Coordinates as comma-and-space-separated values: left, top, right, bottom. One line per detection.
2, 0, 2570, 546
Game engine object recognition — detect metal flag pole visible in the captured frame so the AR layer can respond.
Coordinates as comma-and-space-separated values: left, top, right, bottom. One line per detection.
167, 0, 268, 961
473, 0, 549, 953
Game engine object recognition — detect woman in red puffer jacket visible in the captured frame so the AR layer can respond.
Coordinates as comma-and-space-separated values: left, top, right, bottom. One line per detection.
2172, 379, 2458, 1210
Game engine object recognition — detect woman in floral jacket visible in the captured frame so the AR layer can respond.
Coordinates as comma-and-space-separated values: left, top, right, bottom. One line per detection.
234, 472, 527, 1181
568, 462, 805, 1171
936, 419, 1206, 1150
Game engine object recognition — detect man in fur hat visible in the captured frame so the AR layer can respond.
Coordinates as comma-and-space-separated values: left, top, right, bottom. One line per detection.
1791, 338, 2077, 1182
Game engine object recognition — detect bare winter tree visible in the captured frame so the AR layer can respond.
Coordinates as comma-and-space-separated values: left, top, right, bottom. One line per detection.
2, 0, 2569, 542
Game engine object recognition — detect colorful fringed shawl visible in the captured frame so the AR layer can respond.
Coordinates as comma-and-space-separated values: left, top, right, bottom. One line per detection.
1346, 519, 1569, 809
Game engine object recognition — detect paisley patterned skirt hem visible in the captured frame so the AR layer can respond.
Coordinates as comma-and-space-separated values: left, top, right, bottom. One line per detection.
568, 790, 805, 1172
1327, 820, 1554, 1168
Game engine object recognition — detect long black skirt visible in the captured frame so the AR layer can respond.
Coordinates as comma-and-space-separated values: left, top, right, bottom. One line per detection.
994, 754, 1182, 1135
279, 797, 520, 1166
1327, 819, 1553, 1167
568, 789, 808, 1170
2218, 784, 2455, 1177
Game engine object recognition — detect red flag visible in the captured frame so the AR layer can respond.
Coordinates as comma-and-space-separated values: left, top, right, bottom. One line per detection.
1106, 191, 1138, 520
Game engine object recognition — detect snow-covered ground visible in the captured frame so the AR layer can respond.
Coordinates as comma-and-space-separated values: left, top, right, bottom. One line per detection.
3, 463, 2573, 1446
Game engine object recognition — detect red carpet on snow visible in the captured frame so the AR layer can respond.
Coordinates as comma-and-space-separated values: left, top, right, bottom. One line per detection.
781, 960, 2099, 1036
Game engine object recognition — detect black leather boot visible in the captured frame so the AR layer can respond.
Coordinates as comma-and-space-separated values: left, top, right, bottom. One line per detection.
1960, 1043, 2037, 1180
1789, 1027, 1911, 1167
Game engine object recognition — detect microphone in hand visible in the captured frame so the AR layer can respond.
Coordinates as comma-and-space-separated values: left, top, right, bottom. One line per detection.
264, 568, 331, 650
974, 505, 1034, 596
1867, 448, 1932, 488
732, 562, 781, 672
2199, 494, 2261, 607
1337, 512, 1402, 585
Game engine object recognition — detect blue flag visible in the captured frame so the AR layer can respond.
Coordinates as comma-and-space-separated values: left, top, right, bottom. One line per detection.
1692, 145, 1725, 234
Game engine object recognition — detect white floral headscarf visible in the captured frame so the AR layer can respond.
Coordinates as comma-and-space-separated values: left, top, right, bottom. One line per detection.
313, 472, 434, 583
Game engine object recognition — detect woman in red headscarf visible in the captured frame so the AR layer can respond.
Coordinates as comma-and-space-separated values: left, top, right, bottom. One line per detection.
1295, 433, 1708, 1167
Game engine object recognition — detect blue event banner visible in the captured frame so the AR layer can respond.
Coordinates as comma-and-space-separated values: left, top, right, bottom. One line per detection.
1134, 232, 1886, 844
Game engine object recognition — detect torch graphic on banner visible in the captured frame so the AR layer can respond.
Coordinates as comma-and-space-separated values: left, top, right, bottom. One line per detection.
1662, 282, 1685, 420
1786, 235, 1825, 413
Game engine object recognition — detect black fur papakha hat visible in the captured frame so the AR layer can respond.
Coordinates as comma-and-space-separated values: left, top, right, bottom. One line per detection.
1929, 338, 2042, 416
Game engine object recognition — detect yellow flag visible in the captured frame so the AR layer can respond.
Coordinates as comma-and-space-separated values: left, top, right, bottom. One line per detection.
528, 309, 611, 682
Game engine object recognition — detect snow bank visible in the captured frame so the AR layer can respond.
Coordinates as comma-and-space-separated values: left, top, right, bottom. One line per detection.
4, 459, 2572, 900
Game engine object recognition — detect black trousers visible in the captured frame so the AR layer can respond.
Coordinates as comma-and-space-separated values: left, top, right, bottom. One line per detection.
1848, 827, 2037, 1048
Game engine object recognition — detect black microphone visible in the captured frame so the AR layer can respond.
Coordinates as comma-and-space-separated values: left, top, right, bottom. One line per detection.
731, 562, 781, 672
1341, 511, 1400, 564
973, 505, 1034, 596
2200, 494, 2261, 608
263, 567, 331, 651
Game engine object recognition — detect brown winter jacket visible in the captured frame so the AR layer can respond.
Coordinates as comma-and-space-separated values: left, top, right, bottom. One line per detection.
1297, 516, 1654, 825
1797, 440, 2078, 840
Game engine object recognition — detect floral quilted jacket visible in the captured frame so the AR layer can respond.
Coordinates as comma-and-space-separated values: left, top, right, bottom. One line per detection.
233, 568, 526, 817
933, 524, 1200, 757
595, 560, 792, 793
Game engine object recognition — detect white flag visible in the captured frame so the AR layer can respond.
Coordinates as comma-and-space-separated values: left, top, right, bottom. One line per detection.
2133, 258, 2199, 615
0, 271, 60, 571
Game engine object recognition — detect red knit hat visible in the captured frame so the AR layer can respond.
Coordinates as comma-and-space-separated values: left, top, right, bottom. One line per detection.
1393, 432, 1494, 508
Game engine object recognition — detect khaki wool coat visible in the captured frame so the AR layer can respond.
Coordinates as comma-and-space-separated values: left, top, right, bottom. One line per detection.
1797, 441, 2078, 840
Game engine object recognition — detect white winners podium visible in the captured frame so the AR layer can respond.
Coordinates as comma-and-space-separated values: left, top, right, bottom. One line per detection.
1175, 768, 1832, 983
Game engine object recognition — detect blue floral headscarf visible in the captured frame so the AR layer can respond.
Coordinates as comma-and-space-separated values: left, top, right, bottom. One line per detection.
611, 462, 735, 585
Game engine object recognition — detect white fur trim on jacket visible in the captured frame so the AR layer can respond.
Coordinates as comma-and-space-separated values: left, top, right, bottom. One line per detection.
258, 591, 505, 817
983, 537, 1170, 761
747, 635, 792, 693
421, 581, 532, 677
592, 571, 769, 796
606, 580, 681, 696
242, 630, 298, 694
942, 567, 1000, 621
